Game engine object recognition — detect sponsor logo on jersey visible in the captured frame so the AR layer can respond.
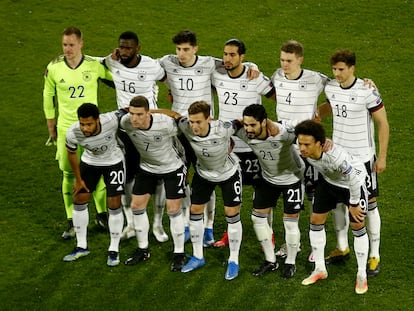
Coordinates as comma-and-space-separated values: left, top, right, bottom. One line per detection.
59, 79, 65, 83
83, 71, 92, 82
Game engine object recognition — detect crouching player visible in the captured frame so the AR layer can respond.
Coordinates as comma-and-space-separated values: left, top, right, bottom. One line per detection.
296, 120, 369, 294
63, 103, 125, 267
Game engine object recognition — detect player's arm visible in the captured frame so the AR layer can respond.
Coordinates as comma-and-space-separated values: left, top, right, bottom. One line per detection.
43, 67, 58, 142
371, 106, 389, 173
316, 101, 332, 120
150, 108, 182, 120
67, 147, 90, 194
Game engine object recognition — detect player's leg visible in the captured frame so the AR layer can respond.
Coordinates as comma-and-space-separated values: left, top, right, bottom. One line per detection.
164, 167, 186, 271
325, 203, 350, 264
251, 179, 278, 276
364, 158, 381, 276
203, 191, 216, 247
221, 172, 243, 280
153, 180, 168, 242
56, 128, 77, 239
124, 170, 155, 266
182, 184, 191, 242
121, 180, 135, 240
182, 172, 212, 273
105, 162, 125, 267
92, 177, 108, 230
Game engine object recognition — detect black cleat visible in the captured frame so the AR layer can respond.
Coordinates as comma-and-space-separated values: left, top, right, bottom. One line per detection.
124, 248, 150, 266
252, 260, 279, 276
170, 253, 186, 272
281, 263, 296, 279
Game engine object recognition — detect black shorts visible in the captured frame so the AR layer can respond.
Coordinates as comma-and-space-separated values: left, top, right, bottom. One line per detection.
80, 161, 125, 197
253, 179, 303, 214
364, 156, 379, 199
117, 129, 140, 182
235, 151, 261, 186
191, 170, 242, 207
133, 166, 186, 199
313, 176, 368, 220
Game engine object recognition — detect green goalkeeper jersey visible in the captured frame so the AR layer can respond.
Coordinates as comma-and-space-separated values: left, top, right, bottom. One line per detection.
43, 54, 112, 129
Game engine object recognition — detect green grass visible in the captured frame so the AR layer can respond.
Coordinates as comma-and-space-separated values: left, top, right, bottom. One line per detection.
1, 0, 413, 310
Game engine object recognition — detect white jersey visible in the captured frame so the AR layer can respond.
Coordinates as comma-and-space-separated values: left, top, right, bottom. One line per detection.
120, 113, 184, 174
306, 145, 367, 204
66, 112, 124, 166
105, 55, 165, 110
178, 118, 240, 182
212, 65, 274, 152
272, 68, 328, 122
158, 55, 218, 116
236, 122, 301, 185
325, 78, 383, 162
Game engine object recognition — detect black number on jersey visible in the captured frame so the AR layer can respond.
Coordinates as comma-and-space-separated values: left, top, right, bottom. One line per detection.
178, 78, 194, 91
259, 150, 275, 161
121, 80, 136, 93
286, 92, 292, 105
224, 92, 238, 105
335, 104, 348, 117
69, 86, 85, 98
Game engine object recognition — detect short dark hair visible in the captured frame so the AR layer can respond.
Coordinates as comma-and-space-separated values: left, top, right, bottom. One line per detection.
130, 95, 149, 111
119, 31, 139, 45
242, 104, 267, 123
330, 49, 356, 66
294, 120, 326, 145
77, 103, 99, 119
188, 101, 210, 118
281, 40, 303, 57
225, 38, 246, 55
172, 30, 197, 46
63, 26, 82, 40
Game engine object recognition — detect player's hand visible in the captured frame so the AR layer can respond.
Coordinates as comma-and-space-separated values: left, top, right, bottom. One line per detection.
322, 138, 333, 152
363, 78, 377, 90
266, 119, 279, 136
247, 66, 260, 80
45, 136, 57, 146
374, 158, 386, 173
73, 180, 90, 195
111, 48, 120, 60
167, 89, 173, 103
348, 204, 366, 223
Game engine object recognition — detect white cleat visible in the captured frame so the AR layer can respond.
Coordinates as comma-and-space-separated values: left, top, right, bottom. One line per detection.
153, 225, 168, 242
121, 226, 136, 241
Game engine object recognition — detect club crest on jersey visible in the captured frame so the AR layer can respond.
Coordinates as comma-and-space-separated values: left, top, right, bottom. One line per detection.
240, 80, 248, 90
105, 134, 112, 141
299, 81, 307, 89
138, 71, 146, 81
154, 135, 162, 142
195, 68, 203, 75
349, 94, 357, 103
83, 72, 92, 82
271, 141, 280, 148
211, 139, 219, 145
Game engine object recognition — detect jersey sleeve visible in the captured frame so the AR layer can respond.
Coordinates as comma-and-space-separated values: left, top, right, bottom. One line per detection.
43, 63, 57, 119
65, 126, 78, 151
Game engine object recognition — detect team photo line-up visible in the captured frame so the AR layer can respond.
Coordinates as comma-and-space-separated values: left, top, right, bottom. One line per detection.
43, 27, 389, 295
